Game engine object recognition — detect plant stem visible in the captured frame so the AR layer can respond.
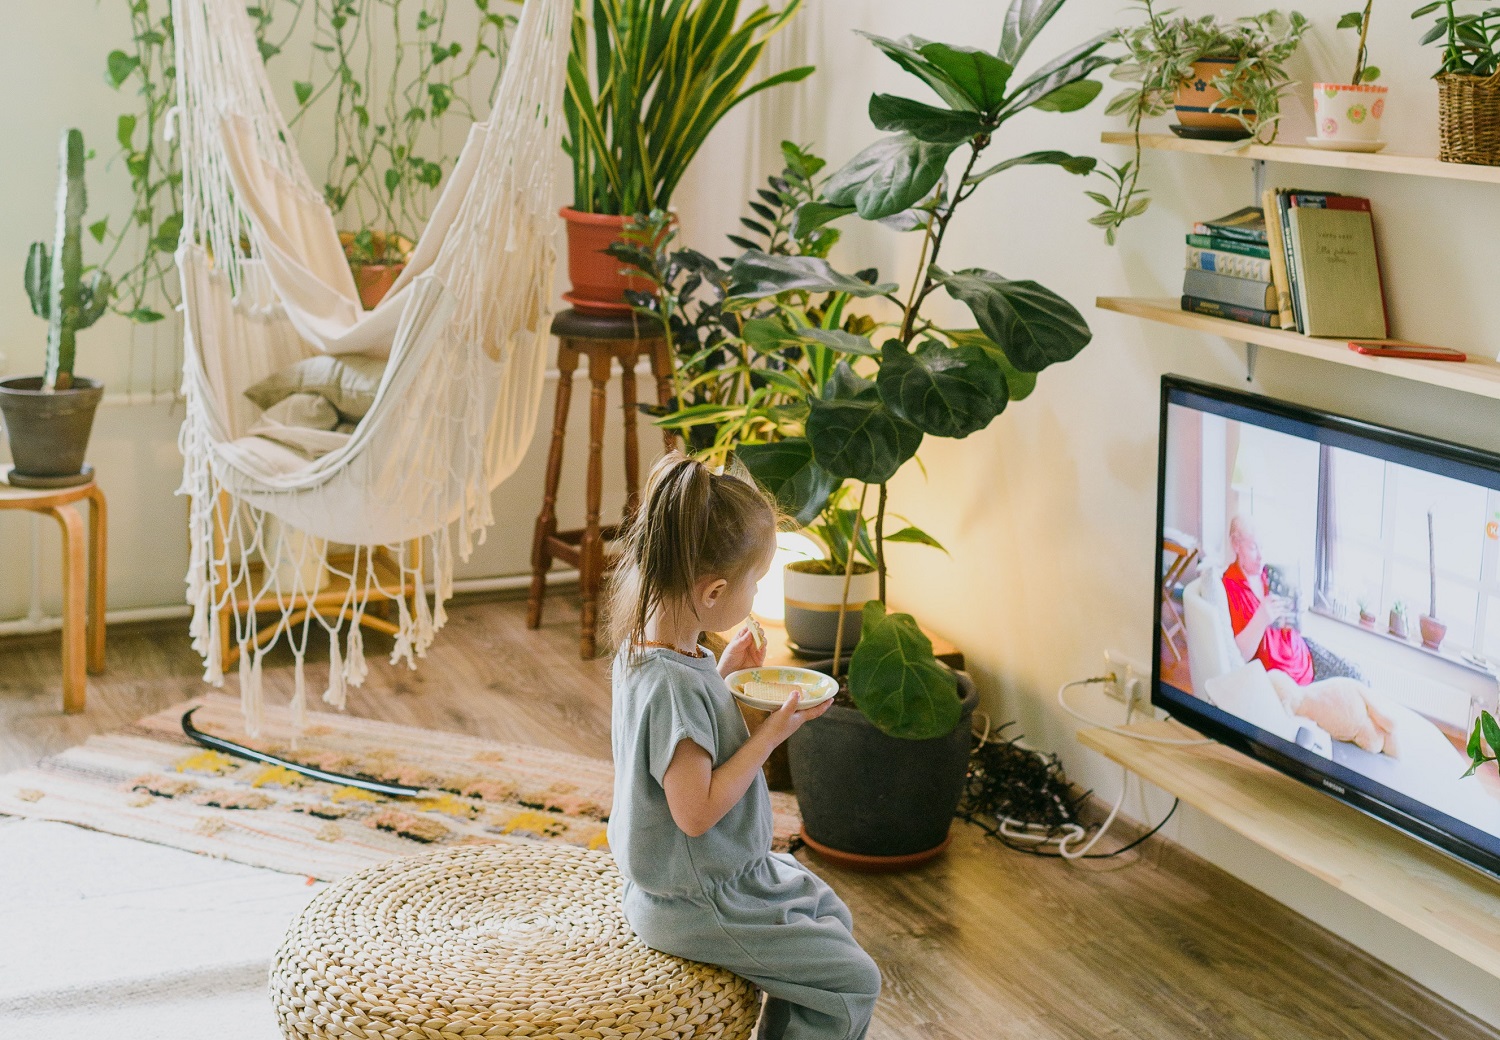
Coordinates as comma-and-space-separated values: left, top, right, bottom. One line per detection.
876, 482, 887, 605
832, 482, 870, 678
1352, 0, 1372, 85
898, 139, 986, 345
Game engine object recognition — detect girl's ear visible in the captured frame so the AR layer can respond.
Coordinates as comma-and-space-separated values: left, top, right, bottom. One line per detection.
698, 575, 729, 610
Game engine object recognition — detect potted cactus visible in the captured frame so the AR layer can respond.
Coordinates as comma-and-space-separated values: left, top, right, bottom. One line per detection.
0, 129, 110, 488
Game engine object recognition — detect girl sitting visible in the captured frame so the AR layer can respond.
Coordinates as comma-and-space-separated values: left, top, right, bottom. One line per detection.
607, 453, 881, 1040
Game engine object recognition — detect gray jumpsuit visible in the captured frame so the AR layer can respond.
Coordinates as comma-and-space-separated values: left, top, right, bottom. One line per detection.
609, 646, 881, 1040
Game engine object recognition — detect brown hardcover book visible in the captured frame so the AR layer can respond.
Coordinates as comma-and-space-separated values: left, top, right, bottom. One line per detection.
1286, 197, 1387, 339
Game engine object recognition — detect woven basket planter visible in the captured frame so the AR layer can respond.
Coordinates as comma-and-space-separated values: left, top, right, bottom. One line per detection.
270, 842, 760, 1040
1438, 72, 1500, 165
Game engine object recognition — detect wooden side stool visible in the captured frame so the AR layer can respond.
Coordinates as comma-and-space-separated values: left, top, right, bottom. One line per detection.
0, 469, 106, 713
527, 309, 671, 658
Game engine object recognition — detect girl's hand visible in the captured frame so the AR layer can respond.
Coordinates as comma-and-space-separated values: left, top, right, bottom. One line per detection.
717, 623, 767, 678
753, 690, 833, 746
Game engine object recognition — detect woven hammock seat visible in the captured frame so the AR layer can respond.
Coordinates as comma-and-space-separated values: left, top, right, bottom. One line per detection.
270, 843, 760, 1040
171, 0, 571, 734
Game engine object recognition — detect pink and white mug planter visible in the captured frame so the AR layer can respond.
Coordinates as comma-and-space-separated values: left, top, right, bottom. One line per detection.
1309, 82, 1388, 152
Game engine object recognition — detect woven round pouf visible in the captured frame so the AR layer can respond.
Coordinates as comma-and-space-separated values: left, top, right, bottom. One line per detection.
270, 843, 759, 1040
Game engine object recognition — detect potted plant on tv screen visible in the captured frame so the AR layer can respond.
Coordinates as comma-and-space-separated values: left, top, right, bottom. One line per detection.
712, 0, 1109, 869
0, 129, 110, 489
560, 0, 813, 315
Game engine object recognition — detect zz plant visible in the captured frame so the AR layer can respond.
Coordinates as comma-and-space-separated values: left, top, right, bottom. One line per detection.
719, 0, 1107, 740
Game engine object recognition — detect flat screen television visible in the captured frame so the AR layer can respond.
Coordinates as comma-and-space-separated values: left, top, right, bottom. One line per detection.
1154, 375, 1500, 879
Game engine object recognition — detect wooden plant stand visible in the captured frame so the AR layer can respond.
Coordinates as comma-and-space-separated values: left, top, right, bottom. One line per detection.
526, 309, 671, 659
0, 469, 106, 713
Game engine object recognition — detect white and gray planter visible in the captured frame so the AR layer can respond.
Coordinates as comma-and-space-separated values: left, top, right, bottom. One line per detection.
782, 560, 879, 656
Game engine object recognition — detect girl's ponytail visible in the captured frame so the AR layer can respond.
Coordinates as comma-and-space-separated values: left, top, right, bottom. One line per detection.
608, 452, 776, 656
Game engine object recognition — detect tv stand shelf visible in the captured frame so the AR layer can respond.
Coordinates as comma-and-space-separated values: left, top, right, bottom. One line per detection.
1079, 722, 1500, 981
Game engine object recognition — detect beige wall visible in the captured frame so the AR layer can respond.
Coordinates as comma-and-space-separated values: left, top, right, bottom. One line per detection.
753, 0, 1500, 1019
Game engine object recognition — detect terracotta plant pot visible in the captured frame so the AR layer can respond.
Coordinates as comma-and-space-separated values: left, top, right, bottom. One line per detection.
788, 665, 977, 872
559, 207, 657, 317
338, 231, 414, 310
782, 560, 880, 657
1420, 615, 1448, 652
1359, 610, 1377, 629
1175, 58, 1255, 131
0, 375, 103, 488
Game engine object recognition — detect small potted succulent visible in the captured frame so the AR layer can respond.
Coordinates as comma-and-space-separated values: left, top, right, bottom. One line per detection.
1312, 3, 1388, 151
560, 0, 812, 313
1358, 595, 1378, 628
1389, 600, 1410, 640
1413, 0, 1500, 165
0, 129, 110, 489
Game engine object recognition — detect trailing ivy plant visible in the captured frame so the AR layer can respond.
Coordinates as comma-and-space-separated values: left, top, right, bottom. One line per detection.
1097, 2, 1308, 242
712, 0, 1108, 740
97, 0, 515, 321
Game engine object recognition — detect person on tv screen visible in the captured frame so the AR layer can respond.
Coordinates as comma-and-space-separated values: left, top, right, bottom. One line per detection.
1223, 515, 1359, 685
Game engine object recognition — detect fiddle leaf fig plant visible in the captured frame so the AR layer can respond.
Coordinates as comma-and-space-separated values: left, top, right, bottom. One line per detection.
720, 0, 1104, 739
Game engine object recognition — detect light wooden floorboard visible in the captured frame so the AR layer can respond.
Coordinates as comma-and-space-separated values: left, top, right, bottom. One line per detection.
1, 592, 1494, 1040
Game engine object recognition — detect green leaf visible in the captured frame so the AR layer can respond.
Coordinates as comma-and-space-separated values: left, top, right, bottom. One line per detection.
885, 525, 947, 552
1482, 711, 1500, 757
945, 329, 1039, 401
858, 33, 977, 112
790, 201, 856, 239
105, 50, 140, 88
876, 338, 1009, 439
1002, 46, 1113, 117
736, 438, 841, 527
116, 114, 136, 150
293, 80, 313, 106
88, 218, 109, 245
724, 251, 898, 304
384, 167, 401, 195
152, 212, 183, 253
1470, 717, 1485, 761
1412, 2, 1443, 16
806, 395, 923, 484
848, 601, 961, 739
869, 94, 987, 144
126, 307, 165, 323
802, 328, 879, 356
916, 43, 1014, 113
999, 0, 1068, 65
1360, 66, 1382, 83
965, 149, 1096, 187
1337, 12, 1364, 30
824, 134, 958, 221
1032, 78, 1103, 113
930, 267, 1091, 373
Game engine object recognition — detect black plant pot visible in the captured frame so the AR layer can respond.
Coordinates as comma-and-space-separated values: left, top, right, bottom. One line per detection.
788, 664, 977, 872
0, 376, 103, 488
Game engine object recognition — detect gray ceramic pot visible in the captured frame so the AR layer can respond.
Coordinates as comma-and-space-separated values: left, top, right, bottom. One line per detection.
782, 561, 879, 656
0, 376, 103, 485
788, 664, 977, 870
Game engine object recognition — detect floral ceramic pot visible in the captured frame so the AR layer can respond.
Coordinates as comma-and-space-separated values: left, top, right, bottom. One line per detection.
1313, 83, 1388, 145
1174, 58, 1254, 131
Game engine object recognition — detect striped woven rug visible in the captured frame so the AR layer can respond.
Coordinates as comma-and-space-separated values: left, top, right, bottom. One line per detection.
0, 695, 802, 880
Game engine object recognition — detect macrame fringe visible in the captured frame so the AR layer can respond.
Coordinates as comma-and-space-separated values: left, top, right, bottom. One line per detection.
323, 632, 346, 709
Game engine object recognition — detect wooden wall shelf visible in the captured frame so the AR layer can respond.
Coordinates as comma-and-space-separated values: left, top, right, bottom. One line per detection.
1079, 722, 1500, 981
1096, 296, 1500, 402
1100, 131, 1500, 185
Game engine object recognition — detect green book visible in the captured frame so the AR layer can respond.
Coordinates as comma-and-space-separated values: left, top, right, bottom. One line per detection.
1285, 198, 1387, 339
1185, 233, 1271, 259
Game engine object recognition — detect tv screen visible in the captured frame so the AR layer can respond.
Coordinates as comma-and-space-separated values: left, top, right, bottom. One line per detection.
1155, 376, 1500, 878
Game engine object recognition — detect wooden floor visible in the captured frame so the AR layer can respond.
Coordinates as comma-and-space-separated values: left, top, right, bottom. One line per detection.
2, 592, 1495, 1040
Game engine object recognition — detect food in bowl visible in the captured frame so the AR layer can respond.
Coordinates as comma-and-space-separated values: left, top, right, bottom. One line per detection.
727, 666, 838, 712
741, 680, 804, 703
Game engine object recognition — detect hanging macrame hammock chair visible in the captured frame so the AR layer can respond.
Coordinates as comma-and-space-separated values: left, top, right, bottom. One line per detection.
171, 0, 571, 734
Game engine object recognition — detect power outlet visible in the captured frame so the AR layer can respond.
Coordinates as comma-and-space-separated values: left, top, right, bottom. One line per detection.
1103, 650, 1147, 705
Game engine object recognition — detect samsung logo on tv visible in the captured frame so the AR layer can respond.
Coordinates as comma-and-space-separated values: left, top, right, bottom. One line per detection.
1321, 779, 1346, 795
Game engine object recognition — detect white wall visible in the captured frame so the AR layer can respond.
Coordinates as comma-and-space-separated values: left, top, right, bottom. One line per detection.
740, 0, 1500, 1020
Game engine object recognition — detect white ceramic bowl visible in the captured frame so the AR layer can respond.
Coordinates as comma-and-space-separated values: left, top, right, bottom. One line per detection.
725, 666, 839, 713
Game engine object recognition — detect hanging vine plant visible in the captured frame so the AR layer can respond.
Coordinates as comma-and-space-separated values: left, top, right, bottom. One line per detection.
97, 0, 517, 322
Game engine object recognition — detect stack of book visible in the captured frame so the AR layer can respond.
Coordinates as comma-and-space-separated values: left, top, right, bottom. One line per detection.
1182, 207, 1279, 328
1182, 196, 1388, 339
